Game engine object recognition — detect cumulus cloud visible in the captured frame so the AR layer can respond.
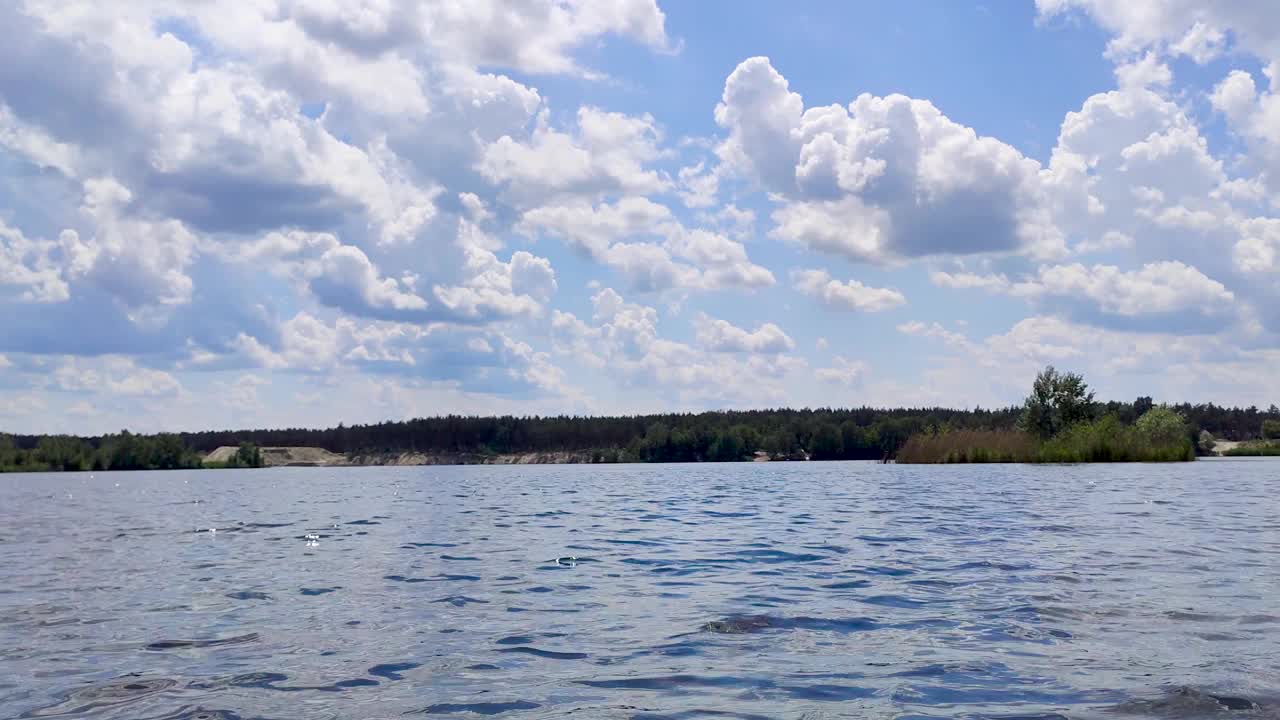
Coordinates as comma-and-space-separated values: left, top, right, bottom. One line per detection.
815, 356, 867, 387
479, 107, 669, 204
549, 288, 803, 406
1015, 261, 1235, 317
791, 269, 906, 312
0, 219, 68, 303
518, 197, 773, 292
716, 57, 1065, 263
695, 314, 795, 354
309, 245, 429, 319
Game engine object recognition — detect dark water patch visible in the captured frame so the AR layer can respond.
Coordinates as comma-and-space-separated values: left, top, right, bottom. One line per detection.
702, 511, 756, 518
497, 646, 589, 660
1164, 611, 1232, 622
21, 676, 177, 718
368, 662, 421, 680
631, 711, 773, 720
441, 554, 481, 561
580, 674, 747, 690
413, 700, 540, 715
1238, 614, 1280, 624
385, 574, 481, 583
346, 519, 380, 525
1109, 686, 1262, 716
700, 615, 878, 635
856, 534, 919, 543
226, 672, 378, 692
433, 595, 489, 607
465, 664, 501, 671
945, 561, 1034, 572
299, 587, 340, 596
856, 565, 916, 577
224, 591, 271, 600
860, 594, 931, 609
402, 542, 459, 548
730, 549, 827, 563
146, 633, 259, 650
149, 708, 245, 720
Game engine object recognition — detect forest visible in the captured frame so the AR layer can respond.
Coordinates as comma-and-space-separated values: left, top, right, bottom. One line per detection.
1, 395, 1277, 472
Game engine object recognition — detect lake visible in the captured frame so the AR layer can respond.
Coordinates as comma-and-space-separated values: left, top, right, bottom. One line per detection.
1, 459, 1278, 719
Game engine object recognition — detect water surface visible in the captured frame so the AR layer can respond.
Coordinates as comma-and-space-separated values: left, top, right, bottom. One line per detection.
1, 460, 1278, 719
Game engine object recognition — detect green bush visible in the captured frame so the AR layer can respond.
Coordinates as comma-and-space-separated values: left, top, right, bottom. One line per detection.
1263, 420, 1280, 440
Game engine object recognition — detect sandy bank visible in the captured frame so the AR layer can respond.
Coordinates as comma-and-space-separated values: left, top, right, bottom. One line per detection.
204, 447, 597, 467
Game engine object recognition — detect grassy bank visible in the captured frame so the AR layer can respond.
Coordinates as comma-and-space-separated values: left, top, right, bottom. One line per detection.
897, 415, 1195, 464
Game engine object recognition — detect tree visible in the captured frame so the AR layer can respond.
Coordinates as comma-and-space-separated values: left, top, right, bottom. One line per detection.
1017, 366, 1096, 439
707, 430, 745, 462
1134, 406, 1188, 446
809, 423, 843, 460
233, 442, 264, 468
1263, 420, 1280, 440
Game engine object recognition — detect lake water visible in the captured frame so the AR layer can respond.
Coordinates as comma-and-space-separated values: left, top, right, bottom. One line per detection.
2, 460, 1279, 719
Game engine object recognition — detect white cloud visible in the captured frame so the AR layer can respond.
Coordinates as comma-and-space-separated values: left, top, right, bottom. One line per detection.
930, 270, 1012, 292
717, 56, 1065, 263
897, 321, 972, 349
792, 269, 906, 312
413, 0, 670, 77
310, 245, 429, 318
1114, 52, 1172, 89
107, 362, 183, 397
0, 219, 68, 303
695, 314, 795, 354
519, 198, 772, 292
1014, 261, 1235, 317
479, 107, 669, 204
518, 196, 676, 258
815, 356, 866, 386
549, 288, 802, 406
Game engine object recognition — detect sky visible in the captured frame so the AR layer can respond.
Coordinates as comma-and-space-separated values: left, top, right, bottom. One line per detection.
2, 1, 1280, 435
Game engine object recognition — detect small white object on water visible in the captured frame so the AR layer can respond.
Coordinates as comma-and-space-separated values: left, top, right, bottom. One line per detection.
305, 533, 320, 541
555, 556, 577, 567
208, 528, 217, 534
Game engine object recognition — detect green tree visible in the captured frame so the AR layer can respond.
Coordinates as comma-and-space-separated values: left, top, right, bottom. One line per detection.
1134, 406, 1188, 446
233, 442, 264, 468
1017, 366, 1096, 439
707, 430, 745, 462
808, 423, 843, 460
1262, 419, 1280, 440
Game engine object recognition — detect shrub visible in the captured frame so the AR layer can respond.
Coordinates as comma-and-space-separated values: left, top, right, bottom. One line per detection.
1263, 420, 1280, 440
896, 430, 1038, 464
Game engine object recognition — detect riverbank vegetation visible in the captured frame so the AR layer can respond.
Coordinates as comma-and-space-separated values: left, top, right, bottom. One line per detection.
0, 432, 259, 473
0, 373, 1275, 471
898, 368, 1197, 463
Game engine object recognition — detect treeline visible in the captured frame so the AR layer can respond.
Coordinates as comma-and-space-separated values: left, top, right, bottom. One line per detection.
168, 407, 1025, 460
0, 431, 204, 473
2, 399, 1277, 472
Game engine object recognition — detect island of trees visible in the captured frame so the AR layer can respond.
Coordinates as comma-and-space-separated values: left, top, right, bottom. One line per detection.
1, 366, 1277, 472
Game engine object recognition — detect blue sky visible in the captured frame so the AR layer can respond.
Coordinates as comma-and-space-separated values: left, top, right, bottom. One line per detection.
2, 1, 1279, 434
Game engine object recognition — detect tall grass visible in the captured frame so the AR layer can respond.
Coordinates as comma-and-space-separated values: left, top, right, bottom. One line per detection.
897, 416, 1194, 464
896, 430, 1038, 464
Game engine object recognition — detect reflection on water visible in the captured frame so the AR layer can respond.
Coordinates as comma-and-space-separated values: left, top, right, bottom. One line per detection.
1, 459, 1278, 718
